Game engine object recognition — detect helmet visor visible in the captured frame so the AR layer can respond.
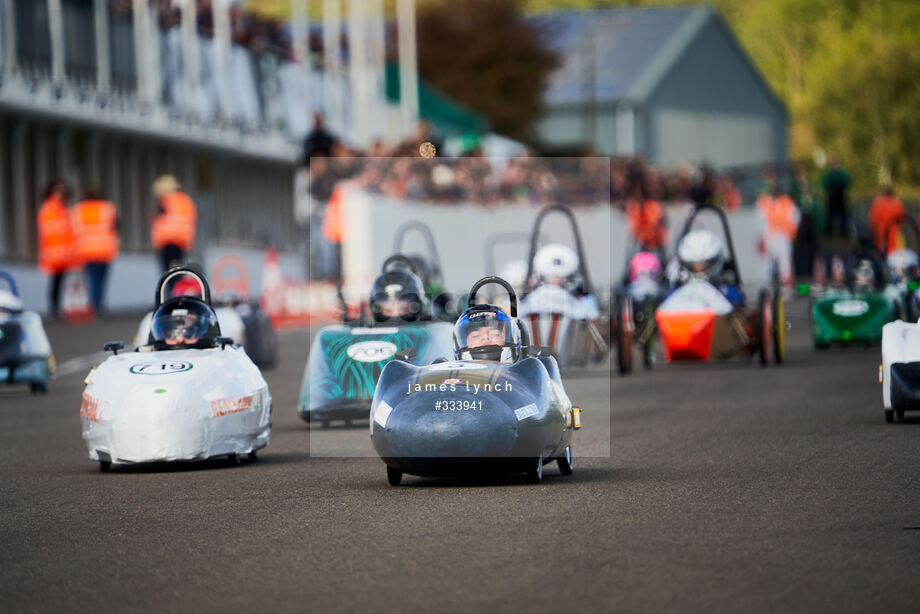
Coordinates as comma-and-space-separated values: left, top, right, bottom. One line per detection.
454, 309, 516, 350
150, 306, 214, 346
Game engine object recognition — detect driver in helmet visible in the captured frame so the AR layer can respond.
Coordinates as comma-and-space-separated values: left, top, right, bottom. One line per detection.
369, 269, 427, 323
149, 296, 220, 349
527, 243, 600, 316
675, 229, 743, 305
453, 304, 521, 363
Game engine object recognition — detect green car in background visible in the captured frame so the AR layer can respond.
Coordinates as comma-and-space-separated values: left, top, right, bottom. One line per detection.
811, 286, 903, 348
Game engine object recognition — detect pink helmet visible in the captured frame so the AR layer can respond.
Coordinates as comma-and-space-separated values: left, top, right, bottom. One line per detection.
628, 251, 662, 282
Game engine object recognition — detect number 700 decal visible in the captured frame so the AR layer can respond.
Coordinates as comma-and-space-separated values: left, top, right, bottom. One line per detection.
129, 361, 193, 375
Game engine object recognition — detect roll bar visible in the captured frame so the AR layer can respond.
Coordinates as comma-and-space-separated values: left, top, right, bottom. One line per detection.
523, 204, 595, 297
468, 276, 518, 317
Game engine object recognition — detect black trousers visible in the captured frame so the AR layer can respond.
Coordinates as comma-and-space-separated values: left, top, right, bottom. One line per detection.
48, 270, 65, 317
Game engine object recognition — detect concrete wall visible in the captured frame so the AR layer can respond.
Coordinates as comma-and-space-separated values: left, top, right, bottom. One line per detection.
341, 194, 770, 301
0, 246, 306, 313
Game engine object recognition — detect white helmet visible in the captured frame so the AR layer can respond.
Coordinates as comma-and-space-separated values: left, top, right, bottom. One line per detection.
678, 229, 725, 277
887, 248, 918, 283
534, 244, 579, 281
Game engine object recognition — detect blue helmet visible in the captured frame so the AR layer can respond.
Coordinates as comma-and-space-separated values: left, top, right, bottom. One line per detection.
453, 304, 521, 363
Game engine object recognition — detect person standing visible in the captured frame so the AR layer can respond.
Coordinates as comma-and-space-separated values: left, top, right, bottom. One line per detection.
821, 155, 851, 237
151, 175, 197, 272
757, 170, 800, 291
71, 189, 119, 314
867, 185, 906, 255
36, 180, 75, 319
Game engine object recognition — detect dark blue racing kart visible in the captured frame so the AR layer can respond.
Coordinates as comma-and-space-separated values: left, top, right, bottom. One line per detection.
371, 276, 581, 485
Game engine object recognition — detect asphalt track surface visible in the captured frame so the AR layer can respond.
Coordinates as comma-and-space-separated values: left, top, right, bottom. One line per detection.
2, 300, 919, 613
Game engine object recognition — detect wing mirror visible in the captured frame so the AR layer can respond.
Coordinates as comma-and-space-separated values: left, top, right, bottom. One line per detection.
103, 341, 124, 355
394, 347, 417, 362
216, 336, 234, 349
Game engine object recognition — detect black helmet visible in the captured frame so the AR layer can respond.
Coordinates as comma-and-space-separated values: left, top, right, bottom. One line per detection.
148, 296, 220, 350
369, 270, 427, 323
453, 304, 521, 363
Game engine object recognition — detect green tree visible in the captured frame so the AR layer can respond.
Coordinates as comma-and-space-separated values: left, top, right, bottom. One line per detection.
415, 0, 560, 141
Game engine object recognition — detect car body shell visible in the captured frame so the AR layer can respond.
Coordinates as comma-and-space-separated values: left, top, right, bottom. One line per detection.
812, 287, 900, 346
298, 322, 455, 422
370, 355, 574, 478
81, 345, 271, 465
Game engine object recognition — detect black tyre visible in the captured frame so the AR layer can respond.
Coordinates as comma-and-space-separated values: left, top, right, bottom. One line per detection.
99, 460, 111, 472
896, 409, 905, 420
616, 294, 634, 375
556, 445, 573, 476
248, 450, 258, 461
527, 457, 544, 484
227, 453, 241, 466
757, 289, 772, 366
773, 292, 786, 364
885, 409, 894, 424
386, 466, 403, 486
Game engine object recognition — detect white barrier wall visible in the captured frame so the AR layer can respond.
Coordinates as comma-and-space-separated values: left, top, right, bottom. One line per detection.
0, 247, 306, 313
342, 194, 769, 298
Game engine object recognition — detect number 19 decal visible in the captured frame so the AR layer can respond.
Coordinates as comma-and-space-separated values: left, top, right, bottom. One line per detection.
129, 361, 193, 375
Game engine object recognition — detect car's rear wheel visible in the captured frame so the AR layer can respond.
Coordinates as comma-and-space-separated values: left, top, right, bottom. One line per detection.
616, 294, 634, 375
386, 466, 403, 486
527, 457, 544, 484
248, 450, 258, 461
758, 290, 772, 366
896, 409, 905, 420
885, 410, 894, 423
227, 453, 241, 466
557, 445, 573, 476
773, 291, 786, 364
99, 460, 111, 472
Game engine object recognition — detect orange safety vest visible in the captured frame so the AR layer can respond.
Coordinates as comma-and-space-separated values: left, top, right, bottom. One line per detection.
322, 184, 347, 244
151, 191, 197, 250
37, 196, 76, 273
757, 194, 798, 239
868, 195, 906, 254
625, 198, 667, 249
72, 199, 119, 263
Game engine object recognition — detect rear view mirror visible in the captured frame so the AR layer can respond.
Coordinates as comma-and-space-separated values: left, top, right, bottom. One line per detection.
217, 336, 234, 349
103, 341, 124, 355
394, 347, 417, 362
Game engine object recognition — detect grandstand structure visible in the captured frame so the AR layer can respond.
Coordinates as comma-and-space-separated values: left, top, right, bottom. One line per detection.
0, 0, 419, 263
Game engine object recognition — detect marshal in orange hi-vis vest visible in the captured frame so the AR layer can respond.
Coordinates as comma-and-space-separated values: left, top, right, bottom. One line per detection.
37, 196, 76, 273
756, 194, 799, 239
152, 191, 197, 250
71, 199, 119, 263
625, 198, 668, 249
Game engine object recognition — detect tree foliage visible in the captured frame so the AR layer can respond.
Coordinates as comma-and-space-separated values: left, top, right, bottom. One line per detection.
415, 0, 560, 141
521, 0, 920, 196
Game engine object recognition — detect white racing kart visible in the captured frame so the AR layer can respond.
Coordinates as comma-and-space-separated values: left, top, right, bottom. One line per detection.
81, 267, 271, 471
0, 271, 54, 393
880, 319, 920, 423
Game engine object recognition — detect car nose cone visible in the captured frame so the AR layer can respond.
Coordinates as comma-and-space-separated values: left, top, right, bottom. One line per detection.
380, 391, 518, 459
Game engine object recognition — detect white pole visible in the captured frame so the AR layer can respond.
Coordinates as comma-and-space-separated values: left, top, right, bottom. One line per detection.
176, 0, 199, 115
347, 0, 368, 147
213, 0, 232, 117
2, 0, 18, 74
397, 0, 418, 138
368, 0, 385, 142
323, 0, 342, 134
47, 0, 64, 86
146, 1, 162, 107
291, 0, 312, 114
132, 0, 148, 102
93, 0, 110, 91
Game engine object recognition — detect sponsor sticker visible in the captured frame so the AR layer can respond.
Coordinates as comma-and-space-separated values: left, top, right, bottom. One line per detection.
351, 327, 399, 335
210, 395, 254, 418
129, 361, 193, 375
514, 403, 538, 421
442, 378, 463, 386
347, 340, 398, 363
832, 299, 870, 317
373, 401, 393, 429
80, 392, 104, 422
427, 362, 488, 372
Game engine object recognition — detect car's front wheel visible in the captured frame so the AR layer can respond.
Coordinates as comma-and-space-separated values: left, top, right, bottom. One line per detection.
557, 445, 573, 476
386, 466, 403, 486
